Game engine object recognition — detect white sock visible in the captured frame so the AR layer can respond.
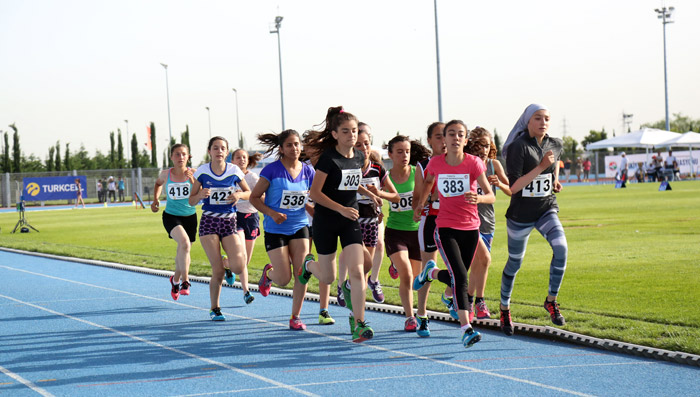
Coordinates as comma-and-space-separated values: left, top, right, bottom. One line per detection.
461, 324, 472, 332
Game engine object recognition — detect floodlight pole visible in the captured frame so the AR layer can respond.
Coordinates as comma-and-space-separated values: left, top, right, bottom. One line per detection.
270, 16, 286, 131
232, 88, 240, 147
160, 63, 173, 156
655, 6, 674, 131
433, 0, 443, 122
205, 107, 212, 139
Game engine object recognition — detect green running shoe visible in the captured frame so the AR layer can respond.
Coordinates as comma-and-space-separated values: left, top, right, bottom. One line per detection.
348, 313, 355, 335
341, 280, 353, 311
352, 319, 374, 343
297, 254, 314, 285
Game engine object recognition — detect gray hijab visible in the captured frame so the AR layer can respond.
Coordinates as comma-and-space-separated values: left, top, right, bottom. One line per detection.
502, 103, 548, 159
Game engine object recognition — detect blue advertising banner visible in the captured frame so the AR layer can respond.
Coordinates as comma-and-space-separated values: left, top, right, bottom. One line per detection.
23, 176, 87, 201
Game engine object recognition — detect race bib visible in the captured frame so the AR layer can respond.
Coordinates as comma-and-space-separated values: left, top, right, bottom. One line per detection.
338, 169, 361, 191
438, 174, 469, 198
523, 173, 552, 197
167, 182, 190, 200
390, 192, 413, 212
209, 187, 233, 205
279, 190, 308, 210
357, 176, 380, 200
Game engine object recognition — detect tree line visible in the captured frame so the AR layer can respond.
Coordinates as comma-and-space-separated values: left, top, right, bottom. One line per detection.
1, 122, 191, 173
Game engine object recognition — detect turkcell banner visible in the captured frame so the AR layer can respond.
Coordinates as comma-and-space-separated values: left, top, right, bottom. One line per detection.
23, 176, 87, 201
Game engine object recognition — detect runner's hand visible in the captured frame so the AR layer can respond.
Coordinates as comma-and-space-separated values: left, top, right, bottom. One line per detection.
272, 212, 287, 224
540, 150, 555, 169
150, 199, 160, 213
339, 206, 359, 221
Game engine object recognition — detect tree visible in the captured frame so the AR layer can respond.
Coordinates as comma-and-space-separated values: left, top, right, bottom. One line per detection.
54, 141, 61, 172
73, 144, 95, 170
642, 113, 700, 133
21, 154, 45, 172
493, 129, 502, 154
64, 143, 71, 170
131, 133, 139, 169
2, 131, 9, 173
10, 123, 20, 173
167, 136, 176, 167
562, 136, 579, 160
162, 150, 167, 170
238, 132, 245, 150
47, 146, 55, 172
117, 129, 124, 169
581, 128, 608, 150
150, 122, 157, 167
109, 131, 116, 168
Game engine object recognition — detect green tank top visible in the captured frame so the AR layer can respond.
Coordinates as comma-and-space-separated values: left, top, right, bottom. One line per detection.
387, 165, 419, 231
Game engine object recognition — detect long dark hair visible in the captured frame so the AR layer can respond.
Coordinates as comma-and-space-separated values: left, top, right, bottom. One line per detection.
426, 121, 445, 139
384, 135, 431, 166
303, 106, 358, 153
258, 129, 301, 159
466, 127, 497, 159
207, 136, 228, 151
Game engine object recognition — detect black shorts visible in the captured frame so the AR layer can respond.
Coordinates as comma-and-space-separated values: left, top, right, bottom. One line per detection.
236, 212, 260, 240
384, 227, 421, 261
162, 211, 197, 243
418, 215, 438, 253
312, 215, 363, 255
264, 226, 310, 251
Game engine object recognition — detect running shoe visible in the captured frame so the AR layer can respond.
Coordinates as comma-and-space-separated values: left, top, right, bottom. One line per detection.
467, 301, 475, 323
169, 276, 180, 301
341, 280, 353, 311
416, 316, 430, 337
544, 299, 566, 326
297, 254, 314, 285
404, 316, 418, 332
289, 316, 307, 330
179, 280, 190, 296
441, 293, 459, 321
243, 291, 255, 305
461, 327, 482, 348
352, 319, 374, 343
475, 300, 491, 319
388, 261, 399, 279
500, 309, 514, 336
413, 260, 437, 290
348, 313, 355, 335
224, 268, 235, 285
318, 310, 335, 325
367, 278, 385, 303
336, 284, 346, 308
210, 307, 225, 321
258, 263, 273, 297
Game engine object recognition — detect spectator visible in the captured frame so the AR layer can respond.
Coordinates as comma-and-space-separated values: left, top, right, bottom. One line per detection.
107, 176, 117, 202
575, 158, 583, 182
582, 158, 591, 182
564, 158, 572, 182
97, 179, 104, 202
118, 177, 126, 201
634, 162, 645, 183
653, 151, 664, 179
665, 150, 680, 181
618, 152, 628, 187
558, 159, 565, 182
646, 160, 657, 182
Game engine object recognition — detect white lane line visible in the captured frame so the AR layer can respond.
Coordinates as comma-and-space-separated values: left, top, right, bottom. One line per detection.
0, 364, 55, 397
2, 264, 595, 396
492, 361, 658, 372
0, 294, 317, 397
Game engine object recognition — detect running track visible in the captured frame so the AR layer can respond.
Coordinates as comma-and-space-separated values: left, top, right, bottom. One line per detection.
0, 250, 698, 396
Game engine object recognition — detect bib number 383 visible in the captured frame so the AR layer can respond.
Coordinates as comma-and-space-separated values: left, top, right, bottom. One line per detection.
338, 169, 361, 191
209, 187, 233, 205
438, 174, 469, 198
523, 173, 552, 197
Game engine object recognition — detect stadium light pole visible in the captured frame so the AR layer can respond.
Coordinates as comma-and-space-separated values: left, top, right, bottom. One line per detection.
205, 106, 212, 139
270, 16, 285, 131
654, 6, 674, 132
232, 88, 240, 147
433, 0, 444, 122
160, 63, 173, 154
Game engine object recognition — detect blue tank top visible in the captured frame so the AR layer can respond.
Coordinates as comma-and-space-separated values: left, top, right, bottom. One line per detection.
193, 162, 245, 216
164, 168, 196, 217
259, 159, 315, 235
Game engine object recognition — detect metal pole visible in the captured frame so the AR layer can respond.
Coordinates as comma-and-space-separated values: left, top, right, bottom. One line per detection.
271, 16, 285, 131
232, 88, 240, 147
655, 6, 674, 131
433, 0, 443, 122
205, 107, 212, 139
160, 63, 173, 155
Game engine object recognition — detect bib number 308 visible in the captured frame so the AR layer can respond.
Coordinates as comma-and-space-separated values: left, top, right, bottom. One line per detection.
523, 173, 552, 197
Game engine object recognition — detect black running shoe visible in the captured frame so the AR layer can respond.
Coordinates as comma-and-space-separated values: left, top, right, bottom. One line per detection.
500, 309, 514, 336
544, 299, 566, 326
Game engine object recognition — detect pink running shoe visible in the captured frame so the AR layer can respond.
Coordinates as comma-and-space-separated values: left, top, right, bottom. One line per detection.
467, 301, 475, 323
289, 316, 306, 330
169, 276, 179, 301
475, 300, 491, 319
179, 280, 190, 296
258, 264, 272, 297
404, 316, 418, 332
388, 261, 399, 279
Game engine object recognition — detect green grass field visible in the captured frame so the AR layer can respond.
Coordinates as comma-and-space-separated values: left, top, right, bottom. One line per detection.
1, 181, 699, 354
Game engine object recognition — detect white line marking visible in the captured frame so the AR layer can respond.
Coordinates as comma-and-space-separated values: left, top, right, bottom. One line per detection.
2, 264, 599, 396
0, 364, 55, 397
492, 361, 658, 372
0, 293, 317, 397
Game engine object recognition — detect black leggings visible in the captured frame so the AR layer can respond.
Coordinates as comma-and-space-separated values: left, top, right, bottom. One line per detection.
434, 227, 479, 312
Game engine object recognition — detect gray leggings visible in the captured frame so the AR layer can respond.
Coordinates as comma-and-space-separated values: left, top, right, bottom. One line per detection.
500, 210, 568, 307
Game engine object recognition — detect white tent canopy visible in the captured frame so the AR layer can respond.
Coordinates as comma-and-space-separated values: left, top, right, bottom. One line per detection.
655, 131, 700, 148
585, 127, 681, 150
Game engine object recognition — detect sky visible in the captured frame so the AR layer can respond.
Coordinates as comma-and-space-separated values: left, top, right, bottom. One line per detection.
1, 0, 699, 166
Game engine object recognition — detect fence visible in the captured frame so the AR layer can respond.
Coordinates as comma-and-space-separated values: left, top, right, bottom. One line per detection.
1, 168, 162, 208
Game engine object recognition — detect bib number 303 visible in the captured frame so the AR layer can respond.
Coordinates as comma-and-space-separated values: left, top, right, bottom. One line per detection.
437, 174, 469, 198
523, 173, 552, 197
338, 169, 361, 191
